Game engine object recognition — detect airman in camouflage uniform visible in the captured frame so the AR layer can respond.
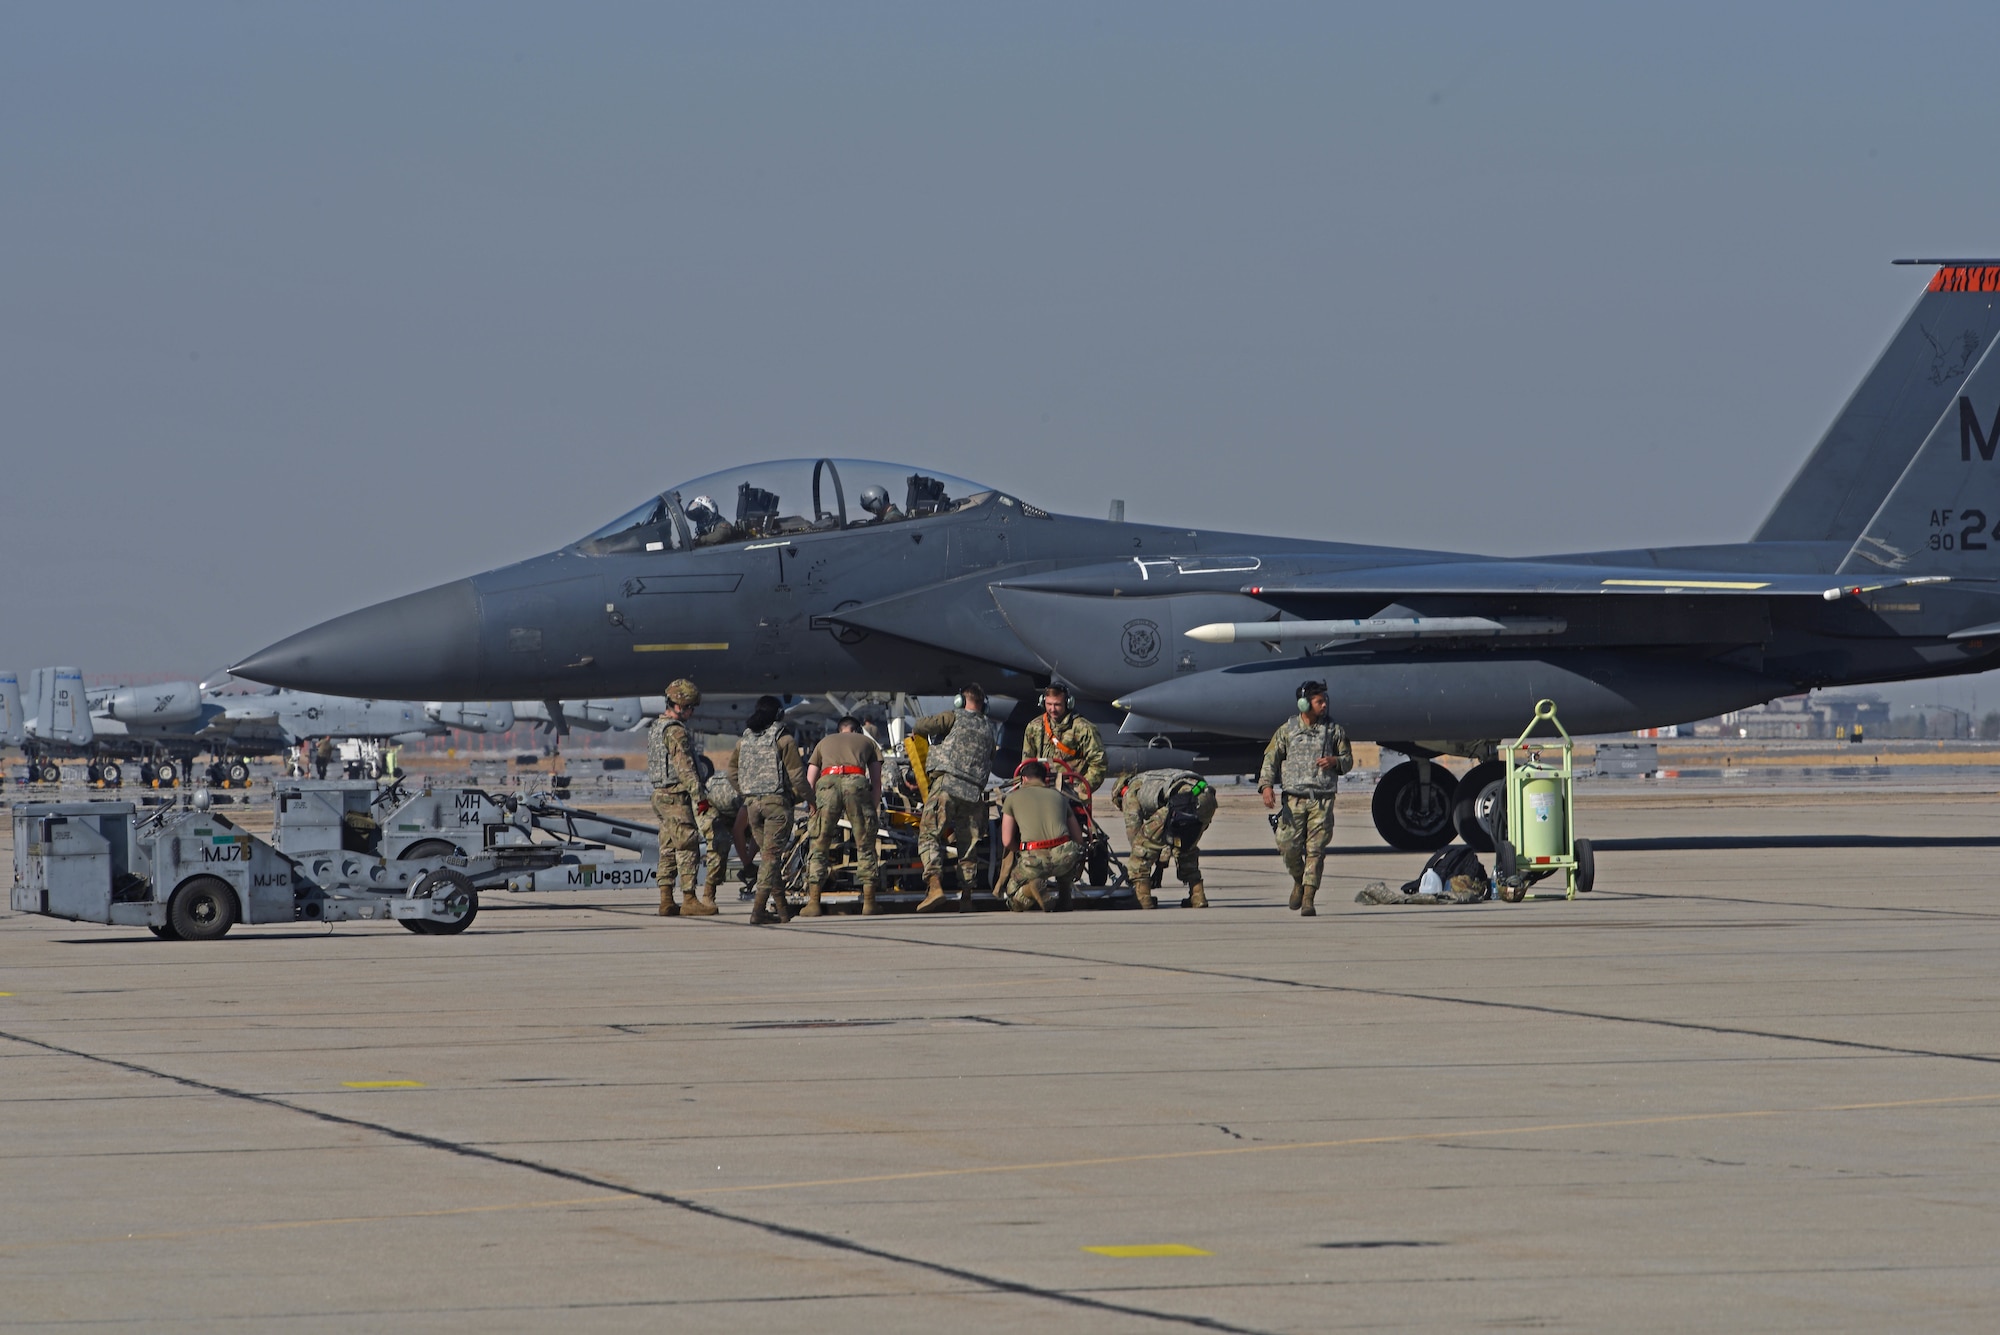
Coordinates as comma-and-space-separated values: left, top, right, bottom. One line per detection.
1113, 768, 1218, 909
998, 761, 1084, 911
804, 717, 884, 915
911, 684, 999, 911
647, 679, 712, 917
1019, 683, 1108, 798
701, 762, 746, 899
1258, 680, 1353, 917
730, 696, 809, 924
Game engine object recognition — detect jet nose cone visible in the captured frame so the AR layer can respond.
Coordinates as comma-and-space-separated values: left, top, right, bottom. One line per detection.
233, 579, 481, 697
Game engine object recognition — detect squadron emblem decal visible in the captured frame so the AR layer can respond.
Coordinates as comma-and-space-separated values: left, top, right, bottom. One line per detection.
1120, 618, 1161, 667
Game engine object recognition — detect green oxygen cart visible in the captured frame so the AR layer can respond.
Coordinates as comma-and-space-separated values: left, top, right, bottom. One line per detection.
1494, 699, 1596, 902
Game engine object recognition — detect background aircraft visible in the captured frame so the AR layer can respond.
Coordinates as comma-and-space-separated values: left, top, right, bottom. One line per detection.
233, 262, 2000, 848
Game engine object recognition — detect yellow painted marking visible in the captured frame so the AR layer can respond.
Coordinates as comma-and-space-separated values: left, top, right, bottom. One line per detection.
341, 1080, 425, 1089
633, 643, 729, 653
1601, 578, 1769, 590
1084, 1244, 1210, 1258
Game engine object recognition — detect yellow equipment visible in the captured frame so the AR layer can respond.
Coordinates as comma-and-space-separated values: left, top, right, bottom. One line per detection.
1496, 699, 1596, 901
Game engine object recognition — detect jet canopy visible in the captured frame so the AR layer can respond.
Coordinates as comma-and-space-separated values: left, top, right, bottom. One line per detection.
579, 458, 1005, 555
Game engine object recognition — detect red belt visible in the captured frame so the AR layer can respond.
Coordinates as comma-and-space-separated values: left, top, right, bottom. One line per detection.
823, 766, 867, 775
1020, 835, 1071, 851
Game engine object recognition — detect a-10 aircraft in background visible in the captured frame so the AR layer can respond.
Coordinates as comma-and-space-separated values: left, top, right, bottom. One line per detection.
0, 668, 523, 786
233, 260, 2000, 850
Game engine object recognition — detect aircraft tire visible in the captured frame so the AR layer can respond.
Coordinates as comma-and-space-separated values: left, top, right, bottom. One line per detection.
40, 762, 62, 784
100, 762, 123, 787
168, 877, 238, 942
225, 760, 250, 785
1450, 762, 1507, 852
156, 760, 179, 785
413, 868, 479, 935
1370, 761, 1459, 852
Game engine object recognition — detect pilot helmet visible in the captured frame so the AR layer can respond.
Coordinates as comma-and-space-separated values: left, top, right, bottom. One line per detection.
858, 484, 890, 514
666, 679, 702, 707
687, 495, 718, 522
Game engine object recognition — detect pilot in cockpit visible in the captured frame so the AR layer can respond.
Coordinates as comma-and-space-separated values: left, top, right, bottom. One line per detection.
686, 495, 741, 548
858, 485, 905, 525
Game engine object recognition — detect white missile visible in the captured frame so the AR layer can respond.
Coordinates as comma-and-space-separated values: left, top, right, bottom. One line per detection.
1184, 616, 1567, 644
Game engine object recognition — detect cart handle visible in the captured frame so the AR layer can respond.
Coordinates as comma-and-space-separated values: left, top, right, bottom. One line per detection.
1505, 697, 1572, 751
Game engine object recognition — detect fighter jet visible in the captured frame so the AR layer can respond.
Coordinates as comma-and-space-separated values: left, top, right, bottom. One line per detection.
235, 260, 2000, 849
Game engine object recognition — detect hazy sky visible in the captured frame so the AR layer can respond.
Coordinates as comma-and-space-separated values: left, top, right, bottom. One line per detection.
9, 2, 2000, 705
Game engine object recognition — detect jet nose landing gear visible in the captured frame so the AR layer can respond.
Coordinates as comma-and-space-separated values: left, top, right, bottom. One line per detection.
1370, 757, 1459, 851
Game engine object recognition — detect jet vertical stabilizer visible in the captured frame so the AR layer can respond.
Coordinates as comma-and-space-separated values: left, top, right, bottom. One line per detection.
1756, 261, 2000, 544
1839, 321, 2000, 577
27, 667, 93, 747
0, 672, 22, 747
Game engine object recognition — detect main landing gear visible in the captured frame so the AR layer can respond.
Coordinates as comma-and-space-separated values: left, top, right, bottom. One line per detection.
1370, 759, 1459, 851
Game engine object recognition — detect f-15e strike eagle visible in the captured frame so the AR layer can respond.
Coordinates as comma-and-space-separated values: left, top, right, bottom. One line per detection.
235, 261, 2000, 851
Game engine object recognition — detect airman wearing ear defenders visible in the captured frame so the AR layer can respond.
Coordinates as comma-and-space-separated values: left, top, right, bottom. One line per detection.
1257, 680, 1352, 917
1019, 682, 1108, 798
910, 683, 1000, 911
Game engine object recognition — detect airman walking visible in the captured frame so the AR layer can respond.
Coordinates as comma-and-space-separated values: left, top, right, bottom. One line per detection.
1257, 679, 1353, 917
647, 679, 714, 917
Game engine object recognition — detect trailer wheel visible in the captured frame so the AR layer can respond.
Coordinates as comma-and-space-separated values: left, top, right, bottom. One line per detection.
412, 868, 478, 935
169, 877, 238, 941
148, 922, 181, 940
398, 838, 462, 861
1574, 838, 1596, 894
1086, 832, 1111, 887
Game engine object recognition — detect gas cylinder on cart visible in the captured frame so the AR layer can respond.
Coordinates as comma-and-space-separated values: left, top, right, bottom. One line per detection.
1518, 772, 1566, 862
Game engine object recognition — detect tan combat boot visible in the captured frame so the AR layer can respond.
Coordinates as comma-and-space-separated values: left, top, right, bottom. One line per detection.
1288, 881, 1304, 911
682, 886, 717, 916
916, 873, 949, 913
1182, 882, 1208, 909
799, 884, 824, 917
750, 885, 790, 925
1298, 883, 1317, 917
1132, 879, 1156, 910
860, 884, 878, 916
658, 886, 678, 917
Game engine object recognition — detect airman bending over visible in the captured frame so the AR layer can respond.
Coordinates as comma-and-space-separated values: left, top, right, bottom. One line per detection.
730, 696, 808, 924
647, 679, 713, 917
1258, 679, 1353, 917
701, 755, 749, 900
804, 716, 884, 915
911, 684, 999, 912
1114, 768, 1218, 909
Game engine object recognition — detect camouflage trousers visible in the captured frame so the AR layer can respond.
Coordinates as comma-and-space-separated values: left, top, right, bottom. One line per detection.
702, 803, 740, 890
741, 794, 794, 894
1007, 841, 1081, 908
807, 774, 881, 890
1124, 787, 1218, 888
918, 789, 987, 884
1273, 793, 1335, 891
650, 790, 701, 899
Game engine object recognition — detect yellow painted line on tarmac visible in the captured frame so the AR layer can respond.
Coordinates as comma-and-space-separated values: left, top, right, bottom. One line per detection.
633, 643, 729, 652
676, 1090, 2000, 1198
1084, 1244, 1210, 1258
341, 1080, 425, 1089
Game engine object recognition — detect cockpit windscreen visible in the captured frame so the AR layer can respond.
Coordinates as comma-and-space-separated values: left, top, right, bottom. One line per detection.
579, 458, 1003, 554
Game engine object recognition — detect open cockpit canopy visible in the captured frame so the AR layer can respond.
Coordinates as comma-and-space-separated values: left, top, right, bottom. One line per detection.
578, 458, 1004, 554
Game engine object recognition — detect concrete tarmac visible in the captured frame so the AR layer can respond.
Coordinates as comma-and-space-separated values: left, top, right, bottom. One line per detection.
4, 790, 1999, 1332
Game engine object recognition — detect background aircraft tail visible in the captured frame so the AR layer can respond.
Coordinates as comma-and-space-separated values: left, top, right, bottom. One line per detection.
1838, 325, 2000, 576
0, 671, 22, 747
26, 666, 94, 747
1755, 262, 2000, 544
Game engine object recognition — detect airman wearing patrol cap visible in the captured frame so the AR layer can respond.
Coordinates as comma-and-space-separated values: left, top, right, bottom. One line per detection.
648, 679, 714, 917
